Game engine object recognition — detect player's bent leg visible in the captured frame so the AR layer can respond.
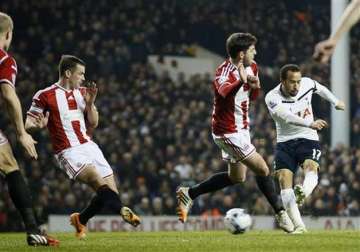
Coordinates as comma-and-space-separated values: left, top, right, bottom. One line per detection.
70, 164, 106, 238
76, 164, 107, 191
103, 175, 140, 226
228, 162, 247, 183
277, 169, 305, 232
241, 151, 269, 176
103, 174, 119, 194
299, 159, 319, 201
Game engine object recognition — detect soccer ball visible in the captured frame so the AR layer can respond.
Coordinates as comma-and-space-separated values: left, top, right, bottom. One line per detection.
224, 208, 252, 234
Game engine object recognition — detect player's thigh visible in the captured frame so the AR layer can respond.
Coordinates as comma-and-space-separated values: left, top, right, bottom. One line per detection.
241, 151, 269, 176
0, 142, 19, 175
213, 131, 256, 163
296, 139, 321, 172
55, 143, 107, 190
76, 164, 106, 190
274, 142, 298, 174
103, 175, 119, 193
89, 143, 114, 182
228, 162, 247, 183
275, 169, 294, 189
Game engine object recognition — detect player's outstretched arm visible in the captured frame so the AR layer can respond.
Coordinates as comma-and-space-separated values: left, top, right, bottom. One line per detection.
1, 84, 38, 159
309, 119, 328, 130
314, 82, 345, 111
313, 0, 360, 63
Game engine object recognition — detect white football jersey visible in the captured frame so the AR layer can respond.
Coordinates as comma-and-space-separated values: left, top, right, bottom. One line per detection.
265, 77, 339, 143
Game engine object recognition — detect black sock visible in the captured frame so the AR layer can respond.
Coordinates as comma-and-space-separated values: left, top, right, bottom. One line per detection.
255, 175, 284, 213
6, 170, 40, 234
188, 172, 234, 200
79, 194, 104, 225
96, 185, 123, 213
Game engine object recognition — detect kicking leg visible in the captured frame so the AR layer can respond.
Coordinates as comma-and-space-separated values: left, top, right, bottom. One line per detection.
295, 159, 319, 206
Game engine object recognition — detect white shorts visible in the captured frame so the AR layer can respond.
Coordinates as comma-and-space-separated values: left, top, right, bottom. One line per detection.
212, 130, 256, 163
0, 130, 8, 146
55, 141, 113, 179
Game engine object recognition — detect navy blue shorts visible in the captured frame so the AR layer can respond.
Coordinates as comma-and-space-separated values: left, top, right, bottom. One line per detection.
274, 138, 321, 173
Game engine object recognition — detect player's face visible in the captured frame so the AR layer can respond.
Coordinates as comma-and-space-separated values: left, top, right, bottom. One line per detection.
69, 64, 85, 89
282, 71, 301, 97
244, 45, 256, 66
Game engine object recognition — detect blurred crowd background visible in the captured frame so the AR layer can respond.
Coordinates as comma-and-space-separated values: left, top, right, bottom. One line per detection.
0, 0, 359, 231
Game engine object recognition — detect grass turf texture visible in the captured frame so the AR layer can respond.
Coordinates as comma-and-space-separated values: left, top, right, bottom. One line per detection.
0, 231, 359, 252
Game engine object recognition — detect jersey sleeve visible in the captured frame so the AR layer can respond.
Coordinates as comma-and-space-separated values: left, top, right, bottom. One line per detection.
265, 92, 281, 114
0, 56, 17, 88
27, 90, 48, 117
214, 68, 242, 98
313, 79, 339, 105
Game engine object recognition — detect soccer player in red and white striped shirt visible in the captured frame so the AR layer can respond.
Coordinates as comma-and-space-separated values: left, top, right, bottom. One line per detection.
25, 55, 140, 239
0, 12, 59, 246
176, 33, 294, 233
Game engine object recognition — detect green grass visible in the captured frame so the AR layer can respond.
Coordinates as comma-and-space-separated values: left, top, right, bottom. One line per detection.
0, 231, 359, 252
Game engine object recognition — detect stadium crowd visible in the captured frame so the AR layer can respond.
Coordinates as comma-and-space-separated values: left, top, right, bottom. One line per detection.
0, 0, 359, 231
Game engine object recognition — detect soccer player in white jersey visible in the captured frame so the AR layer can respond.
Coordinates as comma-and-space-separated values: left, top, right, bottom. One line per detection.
176, 33, 294, 233
265, 64, 345, 233
0, 12, 59, 246
25, 55, 140, 239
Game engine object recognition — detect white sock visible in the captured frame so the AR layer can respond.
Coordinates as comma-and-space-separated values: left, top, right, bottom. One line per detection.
303, 171, 318, 198
281, 189, 305, 228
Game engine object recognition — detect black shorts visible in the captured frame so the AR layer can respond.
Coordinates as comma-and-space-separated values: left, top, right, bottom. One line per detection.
274, 138, 321, 173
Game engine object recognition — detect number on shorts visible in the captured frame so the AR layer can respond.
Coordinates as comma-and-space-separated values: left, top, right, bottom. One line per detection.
312, 149, 321, 161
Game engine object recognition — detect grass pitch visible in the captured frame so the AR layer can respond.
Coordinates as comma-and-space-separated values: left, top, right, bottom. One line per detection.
0, 231, 359, 252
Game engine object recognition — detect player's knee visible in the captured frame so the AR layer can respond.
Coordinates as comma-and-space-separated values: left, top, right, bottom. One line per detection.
276, 171, 287, 183
229, 173, 246, 184
303, 160, 319, 172
256, 167, 269, 177
0, 165, 19, 176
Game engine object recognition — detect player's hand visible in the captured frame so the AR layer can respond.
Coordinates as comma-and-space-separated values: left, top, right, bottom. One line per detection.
84, 81, 98, 105
18, 132, 38, 160
33, 112, 49, 128
237, 62, 247, 83
247, 75, 260, 89
313, 39, 336, 63
335, 100, 345, 110
310, 119, 328, 130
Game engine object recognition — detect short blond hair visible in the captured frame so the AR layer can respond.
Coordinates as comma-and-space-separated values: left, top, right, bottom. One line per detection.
0, 12, 13, 34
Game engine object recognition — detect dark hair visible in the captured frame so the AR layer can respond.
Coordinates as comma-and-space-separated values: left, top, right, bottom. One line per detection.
226, 33, 257, 59
280, 64, 301, 81
59, 55, 85, 76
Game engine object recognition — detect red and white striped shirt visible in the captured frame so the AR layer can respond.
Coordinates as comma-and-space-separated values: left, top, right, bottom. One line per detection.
0, 48, 17, 88
28, 83, 91, 153
212, 59, 259, 135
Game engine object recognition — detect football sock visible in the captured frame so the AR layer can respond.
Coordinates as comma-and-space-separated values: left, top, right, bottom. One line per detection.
188, 172, 234, 200
255, 175, 284, 213
6, 170, 40, 234
79, 194, 104, 225
97, 185, 123, 213
281, 188, 305, 228
302, 171, 318, 198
